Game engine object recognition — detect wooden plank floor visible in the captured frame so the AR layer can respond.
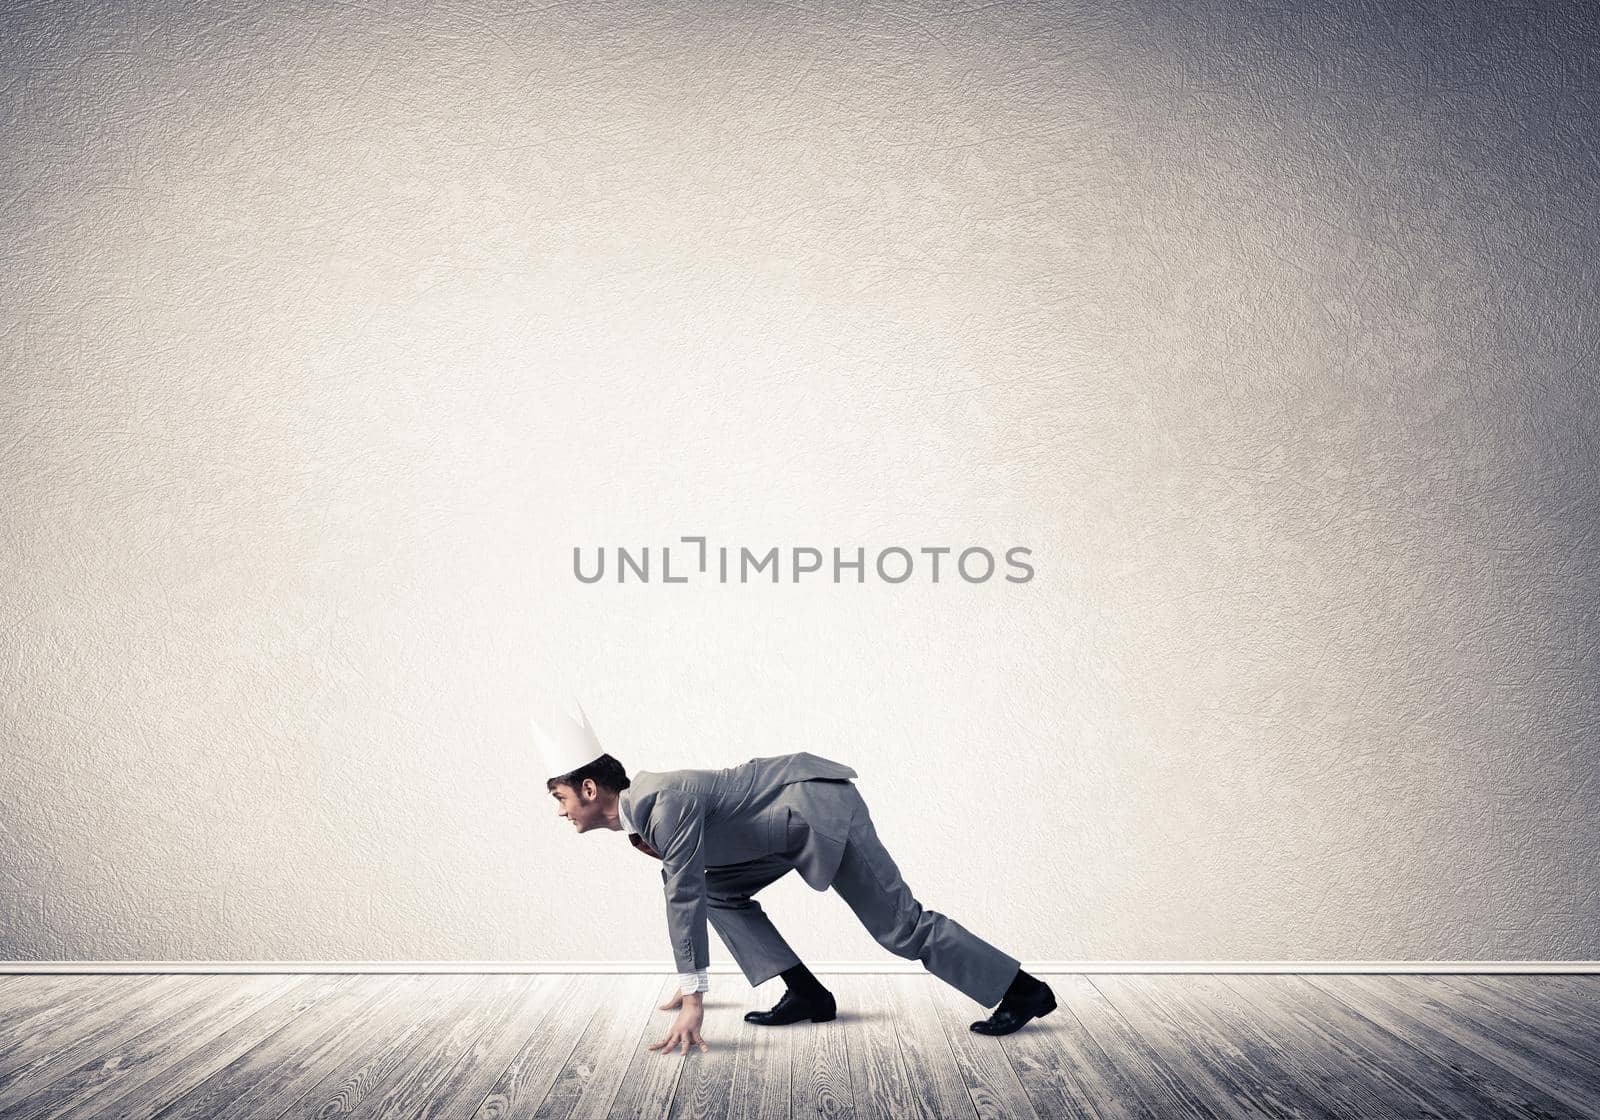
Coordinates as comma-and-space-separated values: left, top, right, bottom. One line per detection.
0, 972, 1597, 1119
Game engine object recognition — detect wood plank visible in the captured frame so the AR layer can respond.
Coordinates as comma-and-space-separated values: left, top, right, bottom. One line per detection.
17, 973, 298, 1120
787, 972, 854, 1120
0, 976, 154, 1073
0, 975, 127, 1039
724, 976, 790, 1120
995, 974, 1168, 1120
150, 974, 423, 1120
837, 974, 920, 1120
1361, 974, 1600, 1115
879, 975, 975, 1120
402, 974, 562, 1120
534, 974, 662, 1120
1517, 975, 1600, 1026
607, 976, 689, 1119
103, 974, 352, 1120
0, 973, 219, 1111
274, 973, 471, 1120
471, 974, 603, 1119
1470, 975, 1600, 1037
1221, 975, 1461, 1120
1425, 975, 1600, 1073
208, 974, 436, 1120
1093, 974, 1302, 1119
0, 975, 67, 1015
1544, 975, 1600, 1013
1386, 975, 1600, 1101
402, 974, 573, 1120
660, 979, 748, 1120
1305, 975, 1595, 1120
333, 973, 537, 1120
12, 971, 1600, 1120
1153, 975, 1359, 1119
1163, 974, 1405, 1120
922, 974, 1041, 1120
0, 974, 183, 1083
1054, 975, 1219, 1120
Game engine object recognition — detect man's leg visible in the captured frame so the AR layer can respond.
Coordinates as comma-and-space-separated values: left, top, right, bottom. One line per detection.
708, 855, 838, 1026
828, 803, 1021, 1008
705, 856, 802, 987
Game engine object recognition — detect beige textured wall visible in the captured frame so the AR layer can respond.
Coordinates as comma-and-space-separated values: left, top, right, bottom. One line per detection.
3, 0, 1598, 964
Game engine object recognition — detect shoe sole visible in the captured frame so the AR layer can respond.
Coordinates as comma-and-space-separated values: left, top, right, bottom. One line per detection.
744, 1006, 838, 1026
970, 994, 1057, 1036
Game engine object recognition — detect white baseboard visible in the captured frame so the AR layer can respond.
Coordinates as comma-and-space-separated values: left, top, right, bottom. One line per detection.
3, 960, 1598, 974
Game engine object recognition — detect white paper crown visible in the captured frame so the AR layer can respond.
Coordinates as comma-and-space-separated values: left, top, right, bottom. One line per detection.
532, 698, 606, 781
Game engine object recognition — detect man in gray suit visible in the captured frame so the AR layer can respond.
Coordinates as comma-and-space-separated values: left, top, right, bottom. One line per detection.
539, 707, 1056, 1056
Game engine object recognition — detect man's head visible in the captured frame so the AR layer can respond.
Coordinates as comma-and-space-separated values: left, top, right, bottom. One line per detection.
547, 752, 630, 833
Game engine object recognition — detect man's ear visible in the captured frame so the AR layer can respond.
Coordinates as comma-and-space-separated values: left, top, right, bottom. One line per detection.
581, 778, 599, 801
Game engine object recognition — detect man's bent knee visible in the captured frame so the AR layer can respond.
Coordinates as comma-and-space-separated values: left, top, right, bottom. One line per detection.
872, 908, 934, 959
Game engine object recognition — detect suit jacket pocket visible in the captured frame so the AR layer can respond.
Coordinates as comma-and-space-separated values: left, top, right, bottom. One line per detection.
772, 806, 800, 854
762, 805, 790, 854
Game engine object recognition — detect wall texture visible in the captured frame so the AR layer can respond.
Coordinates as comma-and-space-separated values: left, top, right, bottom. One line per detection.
3, 0, 1597, 965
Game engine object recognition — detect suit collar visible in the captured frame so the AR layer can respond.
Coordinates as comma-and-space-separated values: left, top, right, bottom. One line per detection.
617, 789, 636, 834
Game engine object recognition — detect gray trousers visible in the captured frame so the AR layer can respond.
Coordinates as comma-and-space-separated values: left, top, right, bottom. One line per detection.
704, 797, 1021, 1008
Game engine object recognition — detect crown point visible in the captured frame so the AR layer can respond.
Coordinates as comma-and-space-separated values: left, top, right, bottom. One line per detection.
532, 696, 606, 781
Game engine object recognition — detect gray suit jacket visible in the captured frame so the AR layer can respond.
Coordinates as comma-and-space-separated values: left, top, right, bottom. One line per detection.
618, 752, 861, 974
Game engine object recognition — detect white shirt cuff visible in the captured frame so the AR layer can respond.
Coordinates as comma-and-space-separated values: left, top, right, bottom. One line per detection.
678, 969, 709, 994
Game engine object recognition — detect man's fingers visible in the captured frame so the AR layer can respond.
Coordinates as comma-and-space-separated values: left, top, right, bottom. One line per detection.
646, 1025, 707, 1057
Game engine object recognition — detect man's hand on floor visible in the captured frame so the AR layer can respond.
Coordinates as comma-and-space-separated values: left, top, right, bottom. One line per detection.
647, 991, 707, 1055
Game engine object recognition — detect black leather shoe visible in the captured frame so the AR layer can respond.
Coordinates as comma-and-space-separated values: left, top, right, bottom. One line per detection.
744, 987, 836, 1026
969, 979, 1056, 1036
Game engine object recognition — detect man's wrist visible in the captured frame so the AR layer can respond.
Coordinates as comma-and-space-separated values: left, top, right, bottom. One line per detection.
681, 991, 704, 1004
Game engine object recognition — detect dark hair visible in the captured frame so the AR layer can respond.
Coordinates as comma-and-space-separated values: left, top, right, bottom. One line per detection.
547, 753, 631, 796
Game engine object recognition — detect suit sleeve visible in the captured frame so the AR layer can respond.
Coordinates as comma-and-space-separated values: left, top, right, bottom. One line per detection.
649, 790, 709, 974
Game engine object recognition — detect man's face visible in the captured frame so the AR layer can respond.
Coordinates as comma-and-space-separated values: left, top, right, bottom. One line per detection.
550, 780, 606, 833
